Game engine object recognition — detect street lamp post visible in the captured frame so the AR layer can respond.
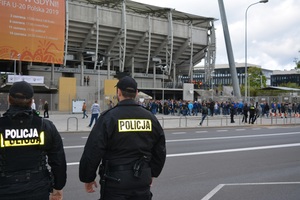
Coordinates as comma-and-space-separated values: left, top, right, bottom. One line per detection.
97, 57, 105, 103
162, 73, 165, 101
211, 71, 215, 100
245, 0, 268, 102
211, 81, 214, 100
98, 65, 100, 102
161, 65, 168, 102
248, 74, 251, 102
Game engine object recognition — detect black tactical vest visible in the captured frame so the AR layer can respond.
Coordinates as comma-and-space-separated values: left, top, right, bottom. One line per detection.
0, 114, 46, 175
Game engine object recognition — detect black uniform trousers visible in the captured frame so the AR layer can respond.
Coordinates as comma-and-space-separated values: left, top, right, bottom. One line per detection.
100, 167, 152, 200
102, 188, 152, 200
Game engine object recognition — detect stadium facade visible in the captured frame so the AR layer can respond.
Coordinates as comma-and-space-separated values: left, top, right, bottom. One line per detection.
0, 0, 216, 111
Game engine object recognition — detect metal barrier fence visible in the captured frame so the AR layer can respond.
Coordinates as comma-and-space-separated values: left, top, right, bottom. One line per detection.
67, 117, 78, 131
158, 114, 300, 129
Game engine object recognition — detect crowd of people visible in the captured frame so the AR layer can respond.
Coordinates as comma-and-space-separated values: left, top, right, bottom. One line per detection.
140, 99, 300, 123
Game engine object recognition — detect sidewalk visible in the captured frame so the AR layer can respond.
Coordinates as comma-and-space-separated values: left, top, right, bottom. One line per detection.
43, 112, 300, 133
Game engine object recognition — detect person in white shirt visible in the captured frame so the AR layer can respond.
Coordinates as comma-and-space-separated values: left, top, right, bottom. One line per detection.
31, 99, 36, 110
87, 100, 100, 127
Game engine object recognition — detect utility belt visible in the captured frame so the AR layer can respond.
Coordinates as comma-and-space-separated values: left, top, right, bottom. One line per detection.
109, 162, 150, 172
0, 170, 49, 183
99, 156, 150, 200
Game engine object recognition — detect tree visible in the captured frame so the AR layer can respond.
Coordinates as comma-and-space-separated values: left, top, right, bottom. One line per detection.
296, 61, 300, 69
247, 66, 266, 90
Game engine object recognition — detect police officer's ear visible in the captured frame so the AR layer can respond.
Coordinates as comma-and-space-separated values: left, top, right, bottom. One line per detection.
116, 88, 122, 101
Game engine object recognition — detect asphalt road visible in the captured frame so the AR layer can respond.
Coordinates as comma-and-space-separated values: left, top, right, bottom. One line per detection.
62, 126, 300, 200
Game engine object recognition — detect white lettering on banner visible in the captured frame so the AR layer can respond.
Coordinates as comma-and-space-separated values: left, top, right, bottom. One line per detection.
7, 75, 44, 84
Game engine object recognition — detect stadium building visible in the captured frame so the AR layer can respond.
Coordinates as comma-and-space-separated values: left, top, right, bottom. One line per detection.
0, 0, 216, 111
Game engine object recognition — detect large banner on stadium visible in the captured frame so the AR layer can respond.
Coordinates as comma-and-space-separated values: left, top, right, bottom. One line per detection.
0, 0, 65, 64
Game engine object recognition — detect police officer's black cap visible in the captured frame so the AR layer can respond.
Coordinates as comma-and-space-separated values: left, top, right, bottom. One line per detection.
9, 81, 34, 99
116, 76, 137, 93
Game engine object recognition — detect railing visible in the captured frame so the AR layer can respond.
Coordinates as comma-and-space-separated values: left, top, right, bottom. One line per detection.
67, 117, 78, 131
157, 114, 300, 129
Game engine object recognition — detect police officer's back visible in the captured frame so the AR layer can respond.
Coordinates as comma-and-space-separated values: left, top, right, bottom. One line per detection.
79, 76, 166, 200
0, 81, 67, 200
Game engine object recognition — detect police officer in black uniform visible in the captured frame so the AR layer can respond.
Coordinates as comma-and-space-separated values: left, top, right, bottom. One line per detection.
0, 81, 67, 200
79, 76, 166, 200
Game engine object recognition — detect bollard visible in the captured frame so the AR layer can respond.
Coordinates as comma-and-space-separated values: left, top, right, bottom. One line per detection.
67, 117, 78, 131
206, 116, 208, 126
271, 114, 273, 125
179, 117, 181, 128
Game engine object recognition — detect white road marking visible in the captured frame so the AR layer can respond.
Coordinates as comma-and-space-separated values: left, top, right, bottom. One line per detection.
201, 182, 300, 200
195, 131, 208, 133
81, 137, 88, 139
225, 182, 300, 186
64, 145, 84, 149
201, 184, 225, 200
67, 162, 79, 166
172, 132, 186, 135
65, 131, 300, 166
167, 143, 300, 157
66, 143, 300, 165
216, 130, 228, 132
235, 129, 246, 131
166, 132, 300, 143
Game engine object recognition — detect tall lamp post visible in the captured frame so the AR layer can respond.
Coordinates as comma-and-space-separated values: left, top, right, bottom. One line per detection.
161, 65, 168, 102
248, 73, 251, 102
245, 0, 268, 102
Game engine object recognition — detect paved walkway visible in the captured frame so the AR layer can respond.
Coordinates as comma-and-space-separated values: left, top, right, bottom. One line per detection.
43, 111, 300, 133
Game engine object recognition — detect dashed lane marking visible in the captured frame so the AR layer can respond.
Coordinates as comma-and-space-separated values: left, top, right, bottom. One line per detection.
252, 128, 261, 130
64, 145, 84, 149
172, 132, 187, 135
216, 130, 228, 132
67, 162, 79, 166
195, 131, 208, 133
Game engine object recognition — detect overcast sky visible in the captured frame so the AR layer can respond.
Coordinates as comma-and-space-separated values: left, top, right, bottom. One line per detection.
132, 0, 300, 71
